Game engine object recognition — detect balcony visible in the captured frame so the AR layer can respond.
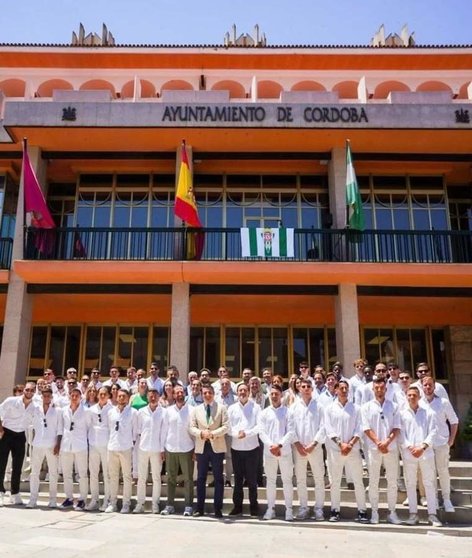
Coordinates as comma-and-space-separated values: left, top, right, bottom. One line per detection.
0, 237, 13, 269
24, 227, 472, 264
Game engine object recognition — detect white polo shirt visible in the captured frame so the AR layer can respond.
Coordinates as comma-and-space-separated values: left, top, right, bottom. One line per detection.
107, 405, 138, 452
324, 399, 362, 452
137, 405, 167, 453
361, 398, 401, 451
61, 404, 91, 453
31, 403, 63, 448
227, 400, 261, 451
164, 403, 194, 453
290, 398, 325, 447
0, 396, 35, 432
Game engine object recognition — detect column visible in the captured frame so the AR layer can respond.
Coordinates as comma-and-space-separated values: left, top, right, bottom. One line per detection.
328, 146, 347, 229
169, 283, 190, 379
0, 146, 45, 400
334, 284, 361, 377
446, 325, 472, 421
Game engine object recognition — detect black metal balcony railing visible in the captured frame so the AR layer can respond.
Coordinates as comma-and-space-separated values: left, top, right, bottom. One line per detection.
0, 237, 13, 269
24, 227, 472, 264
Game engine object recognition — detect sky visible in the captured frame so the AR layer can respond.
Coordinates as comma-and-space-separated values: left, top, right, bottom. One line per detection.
0, 0, 470, 46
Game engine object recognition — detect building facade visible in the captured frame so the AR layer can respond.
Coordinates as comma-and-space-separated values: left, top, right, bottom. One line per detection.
0, 26, 470, 419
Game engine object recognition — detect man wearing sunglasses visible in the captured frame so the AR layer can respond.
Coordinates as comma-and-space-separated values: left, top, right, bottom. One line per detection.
27, 387, 62, 508
0, 381, 36, 506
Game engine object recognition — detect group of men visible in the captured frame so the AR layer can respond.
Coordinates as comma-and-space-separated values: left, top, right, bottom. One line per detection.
0, 359, 459, 527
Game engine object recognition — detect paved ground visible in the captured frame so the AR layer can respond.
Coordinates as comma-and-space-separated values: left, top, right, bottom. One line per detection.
0, 506, 471, 558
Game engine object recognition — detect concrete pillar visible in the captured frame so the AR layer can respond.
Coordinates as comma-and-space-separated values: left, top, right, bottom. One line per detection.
334, 283, 361, 377
169, 282, 190, 379
328, 146, 347, 229
0, 146, 45, 400
446, 325, 472, 421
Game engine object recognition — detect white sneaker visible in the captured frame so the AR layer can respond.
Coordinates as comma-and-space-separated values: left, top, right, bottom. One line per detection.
402, 498, 409, 506
263, 508, 276, 521
48, 500, 57, 508
296, 506, 309, 520
0, 492, 4, 507
285, 508, 294, 522
183, 506, 193, 517
120, 503, 131, 514
387, 511, 402, 525
151, 503, 160, 514
370, 510, 379, 524
161, 505, 175, 516
420, 497, 427, 506
428, 514, 442, 527
85, 500, 99, 511
99, 501, 109, 512
314, 508, 325, 521
443, 499, 455, 513
404, 513, 419, 525
104, 504, 117, 513
25, 501, 37, 509
133, 504, 144, 514
10, 493, 23, 505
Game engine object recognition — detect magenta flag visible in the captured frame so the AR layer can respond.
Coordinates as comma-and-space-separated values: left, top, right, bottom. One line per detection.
23, 140, 55, 229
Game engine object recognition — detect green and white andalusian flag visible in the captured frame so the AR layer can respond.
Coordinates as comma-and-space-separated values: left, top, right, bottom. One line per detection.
241, 228, 294, 258
345, 141, 365, 231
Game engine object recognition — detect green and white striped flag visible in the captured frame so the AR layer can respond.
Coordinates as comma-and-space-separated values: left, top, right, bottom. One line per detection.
345, 140, 365, 231
241, 227, 294, 258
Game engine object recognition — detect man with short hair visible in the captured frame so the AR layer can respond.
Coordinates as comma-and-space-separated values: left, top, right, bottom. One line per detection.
199, 368, 212, 388
106, 389, 138, 514
421, 375, 459, 513
236, 367, 253, 389
161, 385, 195, 517
387, 363, 401, 384
212, 366, 236, 394
298, 362, 314, 386
325, 380, 368, 523
53, 376, 70, 408
261, 367, 273, 395
26, 387, 62, 508
189, 385, 228, 518
134, 388, 167, 514
316, 372, 338, 408
258, 385, 295, 521
291, 379, 325, 520
400, 386, 441, 527
361, 362, 401, 405
215, 378, 236, 487
60, 387, 91, 510
349, 358, 367, 403
186, 371, 198, 396
395, 371, 412, 409
362, 378, 402, 525
313, 369, 327, 398
147, 361, 164, 394
0, 381, 36, 506
227, 383, 261, 517
102, 365, 126, 390
412, 362, 449, 400
186, 379, 203, 407
124, 366, 138, 393
89, 368, 102, 389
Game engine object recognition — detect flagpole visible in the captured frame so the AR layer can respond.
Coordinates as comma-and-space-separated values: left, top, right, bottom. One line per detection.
345, 139, 350, 230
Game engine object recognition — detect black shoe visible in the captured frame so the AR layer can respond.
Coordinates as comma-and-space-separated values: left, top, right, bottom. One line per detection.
228, 508, 242, 517
329, 510, 340, 522
250, 506, 260, 517
193, 510, 204, 517
224, 480, 232, 488
214, 510, 223, 519
346, 483, 355, 490
208, 480, 215, 488
356, 510, 369, 524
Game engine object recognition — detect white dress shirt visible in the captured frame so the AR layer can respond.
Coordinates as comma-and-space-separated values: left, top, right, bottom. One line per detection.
137, 405, 167, 453
324, 400, 362, 452
88, 401, 112, 448
316, 389, 337, 409
400, 406, 436, 461
0, 396, 35, 432
102, 378, 127, 389
164, 403, 195, 453
290, 398, 325, 446
53, 390, 70, 409
61, 404, 91, 452
31, 403, 63, 448
258, 404, 295, 457
362, 381, 401, 405
227, 400, 261, 451
146, 376, 164, 394
412, 379, 449, 400
420, 396, 459, 448
107, 405, 138, 452
361, 398, 401, 451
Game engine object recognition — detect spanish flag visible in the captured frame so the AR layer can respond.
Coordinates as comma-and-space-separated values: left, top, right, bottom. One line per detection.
174, 141, 202, 227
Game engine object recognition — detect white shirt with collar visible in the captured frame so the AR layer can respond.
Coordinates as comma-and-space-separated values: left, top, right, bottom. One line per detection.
361, 381, 401, 405
258, 404, 295, 457
412, 379, 449, 400
137, 405, 167, 453
228, 400, 261, 451
0, 396, 35, 432
361, 398, 401, 451
420, 396, 458, 448
102, 378, 127, 390
290, 397, 325, 446
146, 376, 164, 395
215, 390, 237, 408
88, 401, 112, 448
31, 403, 63, 448
61, 404, 91, 453
324, 399, 362, 452
400, 405, 436, 461
316, 389, 337, 409
53, 390, 70, 409
349, 374, 366, 402
107, 405, 138, 452
164, 403, 194, 453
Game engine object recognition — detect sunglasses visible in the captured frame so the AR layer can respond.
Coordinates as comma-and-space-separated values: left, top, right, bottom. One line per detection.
43, 418, 48, 428
70, 422, 74, 431
115, 421, 120, 431
98, 413, 102, 423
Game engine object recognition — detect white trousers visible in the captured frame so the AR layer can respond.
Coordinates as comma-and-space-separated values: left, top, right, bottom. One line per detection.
136, 450, 162, 507
434, 444, 451, 500
403, 456, 437, 514
61, 450, 88, 500
327, 448, 366, 511
108, 449, 132, 505
367, 448, 398, 512
89, 445, 109, 503
264, 453, 293, 510
294, 445, 325, 510
30, 446, 58, 503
